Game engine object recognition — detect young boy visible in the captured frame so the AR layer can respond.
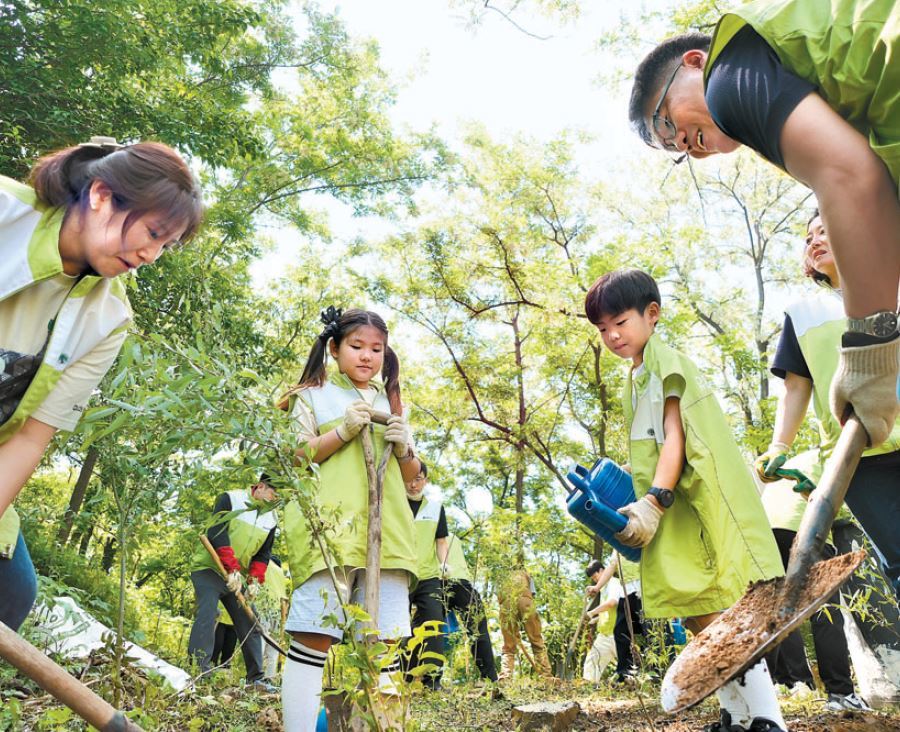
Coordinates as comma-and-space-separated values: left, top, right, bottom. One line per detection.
585, 269, 786, 732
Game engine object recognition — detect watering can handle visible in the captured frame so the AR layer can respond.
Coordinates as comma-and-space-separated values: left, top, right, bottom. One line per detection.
567, 464, 591, 494
584, 498, 628, 533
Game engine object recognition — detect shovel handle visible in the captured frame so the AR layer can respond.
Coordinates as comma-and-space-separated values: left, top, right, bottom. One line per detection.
0, 622, 142, 731
370, 411, 390, 426
779, 414, 868, 618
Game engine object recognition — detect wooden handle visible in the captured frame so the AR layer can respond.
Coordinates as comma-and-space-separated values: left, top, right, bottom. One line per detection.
779, 414, 868, 618
200, 535, 288, 657
370, 410, 391, 426
361, 428, 383, 631
0, 622, 142, 731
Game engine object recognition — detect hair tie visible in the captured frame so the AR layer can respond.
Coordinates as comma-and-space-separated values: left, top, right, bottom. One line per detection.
78, 136, 124, 152
319, 306, 343, 341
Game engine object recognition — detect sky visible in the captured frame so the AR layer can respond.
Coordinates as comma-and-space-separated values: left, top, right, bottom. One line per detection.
251, 0, 659, 284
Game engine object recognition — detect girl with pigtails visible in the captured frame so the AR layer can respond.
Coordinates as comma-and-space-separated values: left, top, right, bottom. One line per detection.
279, 307, 420, 731
0, 137, 203, 631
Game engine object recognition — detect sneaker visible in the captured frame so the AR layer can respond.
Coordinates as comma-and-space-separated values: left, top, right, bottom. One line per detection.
789, 681, 815, 700
826, 692, 872, 711
703, 709, 743, 732
747, 718, 787, 732
247, 679, 278, 694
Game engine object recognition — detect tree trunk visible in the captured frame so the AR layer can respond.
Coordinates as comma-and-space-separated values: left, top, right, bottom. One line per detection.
57, 448, 99, 545
101, 537, 117, 573
76, 525, 93, 557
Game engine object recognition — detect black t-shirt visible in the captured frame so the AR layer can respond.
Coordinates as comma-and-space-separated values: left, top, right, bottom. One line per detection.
408, 498, 448, 539
705, 24, 816, 169
771, 314, 813, 381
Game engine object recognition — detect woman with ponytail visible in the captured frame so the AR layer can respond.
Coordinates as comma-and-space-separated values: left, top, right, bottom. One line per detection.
279, 307, 420, 731
0, 137, 203, 631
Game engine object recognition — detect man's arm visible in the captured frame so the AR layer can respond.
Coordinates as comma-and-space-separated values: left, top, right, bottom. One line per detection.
587, 561, 616, 596
781, 93, 900, 319
0, 418, 57, 518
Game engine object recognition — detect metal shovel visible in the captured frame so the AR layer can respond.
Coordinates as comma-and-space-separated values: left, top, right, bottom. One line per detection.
660, 414, 869, 712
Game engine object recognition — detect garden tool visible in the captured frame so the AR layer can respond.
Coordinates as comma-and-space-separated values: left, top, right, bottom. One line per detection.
660, 414, 869, 712
0, 621, 143, 731
561, 594, 593, 679
200, 535, 286, 657
361, 410, 392, 632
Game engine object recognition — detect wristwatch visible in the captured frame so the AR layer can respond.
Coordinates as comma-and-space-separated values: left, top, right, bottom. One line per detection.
648, 487, 675, 508
846, 311, 899, 339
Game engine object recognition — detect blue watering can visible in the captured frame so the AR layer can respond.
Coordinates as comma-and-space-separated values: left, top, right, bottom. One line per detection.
566, 458, 641, 563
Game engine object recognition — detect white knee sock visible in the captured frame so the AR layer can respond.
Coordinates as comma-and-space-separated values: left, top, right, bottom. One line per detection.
718, 660, 786, 729
282, 640, 328, 731
378, 654, 403, 696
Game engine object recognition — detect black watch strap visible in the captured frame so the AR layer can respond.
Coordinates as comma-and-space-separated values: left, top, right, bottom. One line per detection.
648, 487, 675, 508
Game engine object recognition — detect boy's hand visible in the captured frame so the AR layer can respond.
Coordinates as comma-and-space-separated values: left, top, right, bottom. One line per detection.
615, 496, 664, 548
754, 443, 789, 483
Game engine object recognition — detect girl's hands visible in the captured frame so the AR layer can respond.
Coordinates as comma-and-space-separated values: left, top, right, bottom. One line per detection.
336, 400, 373, 442
384, 413, 411, 457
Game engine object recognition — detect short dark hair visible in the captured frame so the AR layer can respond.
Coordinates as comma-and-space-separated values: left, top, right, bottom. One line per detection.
419, 461, 428, 478
586, 559, 603, 577
258, 472, 273, 487
585, 269, 661, 323
629, 32, 712, 147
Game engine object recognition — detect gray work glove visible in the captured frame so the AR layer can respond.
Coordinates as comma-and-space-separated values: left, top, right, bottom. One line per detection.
615, 495, 664, 548
830, 339, 899, 446
336, 400, 373, 442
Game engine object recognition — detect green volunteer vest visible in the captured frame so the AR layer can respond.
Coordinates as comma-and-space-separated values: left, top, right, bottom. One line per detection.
284, 372, 417, 590
258, 560, 288, 614
190, 489, 278, 573
625, 334, 783, 618
706, 0, 900, 187
0, 176, 131, 559
787, 290, 900, 472
445, 533, 473, 583
412, 496, 442, 581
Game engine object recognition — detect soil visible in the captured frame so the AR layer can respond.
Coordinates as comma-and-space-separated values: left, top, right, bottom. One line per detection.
663, 551, 866, 712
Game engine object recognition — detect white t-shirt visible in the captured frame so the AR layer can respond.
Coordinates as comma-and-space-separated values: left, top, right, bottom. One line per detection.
0, 274, 126, 431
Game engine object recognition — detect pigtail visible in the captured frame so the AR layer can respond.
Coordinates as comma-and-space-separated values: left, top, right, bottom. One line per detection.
382, 345, 402, 416
276, 307, 341, 411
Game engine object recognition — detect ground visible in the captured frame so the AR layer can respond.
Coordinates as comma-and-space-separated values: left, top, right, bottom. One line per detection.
3, 659, 900, 731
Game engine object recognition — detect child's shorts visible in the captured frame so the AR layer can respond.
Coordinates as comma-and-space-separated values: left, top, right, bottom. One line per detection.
285, 567, 412, 641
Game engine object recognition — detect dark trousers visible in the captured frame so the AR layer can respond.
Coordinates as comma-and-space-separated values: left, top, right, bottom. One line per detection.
765, 528, 853, 695
187, 569, 264, 682
613, 591, 645, 680
212, 622, 238, 667
444, 579, 498, 681
0, 532, 38, 632
844, 450, 900, 599
407, 577, 446, 689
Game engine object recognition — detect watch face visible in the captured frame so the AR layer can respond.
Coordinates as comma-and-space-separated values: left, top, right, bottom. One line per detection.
873, 312, 899, 338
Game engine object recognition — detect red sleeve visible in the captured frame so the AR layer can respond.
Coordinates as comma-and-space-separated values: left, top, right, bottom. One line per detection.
248, 560, 267, 584
216, 546, 241, 573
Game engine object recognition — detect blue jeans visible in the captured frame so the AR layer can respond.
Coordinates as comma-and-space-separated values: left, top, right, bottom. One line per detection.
0, 532, 38, 631
844, 450, 900, 599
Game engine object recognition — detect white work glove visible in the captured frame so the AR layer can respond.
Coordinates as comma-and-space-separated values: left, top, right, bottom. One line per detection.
336, 400, 373, 442
226, 571, 242, 594
830, 339, 900, 446
754, 442, 789, 483
245, 579, 261, 601
615, 495, 665, 548
384, 413, 411, 458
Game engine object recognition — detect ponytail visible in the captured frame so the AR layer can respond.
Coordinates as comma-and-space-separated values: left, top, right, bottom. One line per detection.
382, 346, 402, 416
28, 137, 203, 243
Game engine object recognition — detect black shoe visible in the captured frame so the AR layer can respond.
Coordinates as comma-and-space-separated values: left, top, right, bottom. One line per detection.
747, 718, 786, 732
704, 709, 743, 732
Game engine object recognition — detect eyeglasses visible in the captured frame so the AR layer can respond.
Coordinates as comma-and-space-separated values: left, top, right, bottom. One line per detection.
651, 63, 687, 164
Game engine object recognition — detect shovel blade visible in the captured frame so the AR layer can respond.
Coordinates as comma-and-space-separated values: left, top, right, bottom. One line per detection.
660, 549, 865, 713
